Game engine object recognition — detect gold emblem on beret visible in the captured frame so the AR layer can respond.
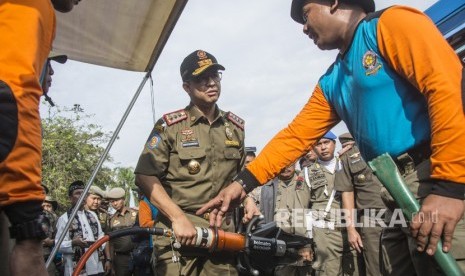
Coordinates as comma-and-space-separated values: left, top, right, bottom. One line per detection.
187, 159, 201, 174
357, 174, 366, 182
197, 50, 207, 59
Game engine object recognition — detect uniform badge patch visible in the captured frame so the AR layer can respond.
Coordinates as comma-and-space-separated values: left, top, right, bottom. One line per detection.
225, 126, 233, 140
147, 134, 161, 150
180, 128, 199, 147
349, 152, 361, 163
296, 176, 305, 190
362, 50, 382, 76
182, 141, 200, 148
187, 159, 201, 174
225, 140, 240, 147
226, 112, 245, 130
163, 109, 188, 126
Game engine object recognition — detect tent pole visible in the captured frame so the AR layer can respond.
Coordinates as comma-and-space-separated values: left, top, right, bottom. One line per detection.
46, 71, 152, 268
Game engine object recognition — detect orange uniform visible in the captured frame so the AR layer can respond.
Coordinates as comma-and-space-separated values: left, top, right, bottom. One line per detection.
0, 0, 56, 206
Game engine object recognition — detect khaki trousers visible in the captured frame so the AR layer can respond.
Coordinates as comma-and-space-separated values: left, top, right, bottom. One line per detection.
312, 227, 360, 275
380, 160, 465, 275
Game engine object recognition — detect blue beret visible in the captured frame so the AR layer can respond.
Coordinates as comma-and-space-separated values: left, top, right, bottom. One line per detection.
322, 131, 337, 140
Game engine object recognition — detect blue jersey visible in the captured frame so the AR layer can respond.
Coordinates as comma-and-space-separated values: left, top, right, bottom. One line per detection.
319, 12, 430, 160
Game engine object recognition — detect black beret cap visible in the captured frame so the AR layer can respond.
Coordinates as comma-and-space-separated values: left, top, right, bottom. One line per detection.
180, 50, 225, 81
291, 0, 375, 24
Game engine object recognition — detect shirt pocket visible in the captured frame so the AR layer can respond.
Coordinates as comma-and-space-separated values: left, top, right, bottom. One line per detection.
178, 148, 206, 164
348, 158, 371, 184
224, 148, 241, 160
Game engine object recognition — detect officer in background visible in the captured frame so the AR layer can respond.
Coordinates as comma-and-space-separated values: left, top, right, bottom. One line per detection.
245, 146, 257, 166
135, 49, 248, 275
300, 148, 317, 171
42, 195, 59, 276
258, 163, 313, 275
107, 187, 137, 276
305, 131, 359, 275
335, 133, 385, 276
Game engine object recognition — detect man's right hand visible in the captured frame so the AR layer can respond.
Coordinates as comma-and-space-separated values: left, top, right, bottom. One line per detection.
71, 237, 87, 248
172, 214, 197, 246
347, 227, 363, 253
197, 181, 247, 227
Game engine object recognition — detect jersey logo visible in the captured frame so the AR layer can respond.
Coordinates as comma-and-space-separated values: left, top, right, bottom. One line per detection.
163, 109, 188, 126
226, 112, 245, 130
362, 50, 382, 76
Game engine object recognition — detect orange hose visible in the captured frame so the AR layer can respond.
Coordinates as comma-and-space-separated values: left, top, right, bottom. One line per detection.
72, 235, 110, 276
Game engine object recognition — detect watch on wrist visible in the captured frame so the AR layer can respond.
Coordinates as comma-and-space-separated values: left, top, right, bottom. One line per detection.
233, 175, 253, 193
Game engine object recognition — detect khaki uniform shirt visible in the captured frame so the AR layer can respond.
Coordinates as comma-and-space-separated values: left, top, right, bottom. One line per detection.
135, 104, 245, 212
305, 159, 341, 221
109, 207, 137, 253
274, 174, 310, 236
97, 210, 110, 233
335, 145, 385, 210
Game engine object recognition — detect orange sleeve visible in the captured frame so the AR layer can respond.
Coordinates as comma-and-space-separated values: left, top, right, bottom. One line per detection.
247, 85, 340, 184
377, 6, 465, 183
138, 200, 155, 228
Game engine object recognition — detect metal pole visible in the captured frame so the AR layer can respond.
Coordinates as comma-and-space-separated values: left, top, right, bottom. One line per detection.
46, 71, 151, 268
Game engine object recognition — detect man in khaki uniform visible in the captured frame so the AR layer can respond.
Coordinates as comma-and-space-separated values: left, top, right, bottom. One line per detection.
107, 187, 137, 276
335, 133, 385, 276
304, 131, 359, 276
255, 163, 312, 275
135, 50, 245, 276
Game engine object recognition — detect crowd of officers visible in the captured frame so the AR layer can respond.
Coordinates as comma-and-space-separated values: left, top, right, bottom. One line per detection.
42, 184, 142, 276
42, 130, 388, 276
246, 131, 386, 276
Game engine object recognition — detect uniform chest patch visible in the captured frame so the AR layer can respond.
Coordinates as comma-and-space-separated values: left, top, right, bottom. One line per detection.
180, 128, 199, 147
362, 50, 382, 76
225, 140, 240, 147
349, 152, 362, 163
295, 176, 305, 190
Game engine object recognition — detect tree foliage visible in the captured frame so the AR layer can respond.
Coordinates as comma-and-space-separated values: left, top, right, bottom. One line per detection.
41, 108, 134, 212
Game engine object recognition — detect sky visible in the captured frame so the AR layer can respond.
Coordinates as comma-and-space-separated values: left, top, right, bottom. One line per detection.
40, 0, 438, 169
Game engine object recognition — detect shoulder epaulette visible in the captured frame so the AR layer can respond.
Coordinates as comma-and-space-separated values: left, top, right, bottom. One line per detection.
163, 109, 188, 126
226, 112, 245, 130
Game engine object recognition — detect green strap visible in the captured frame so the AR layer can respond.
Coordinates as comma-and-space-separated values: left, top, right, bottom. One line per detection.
368, 153, 464, 276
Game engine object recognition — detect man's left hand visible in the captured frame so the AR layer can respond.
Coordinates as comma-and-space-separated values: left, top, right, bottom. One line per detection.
410, 194, 465, 255
242, 196, 261, 224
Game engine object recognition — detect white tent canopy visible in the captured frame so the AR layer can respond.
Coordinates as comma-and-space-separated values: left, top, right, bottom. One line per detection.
53, 0, 188, 72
